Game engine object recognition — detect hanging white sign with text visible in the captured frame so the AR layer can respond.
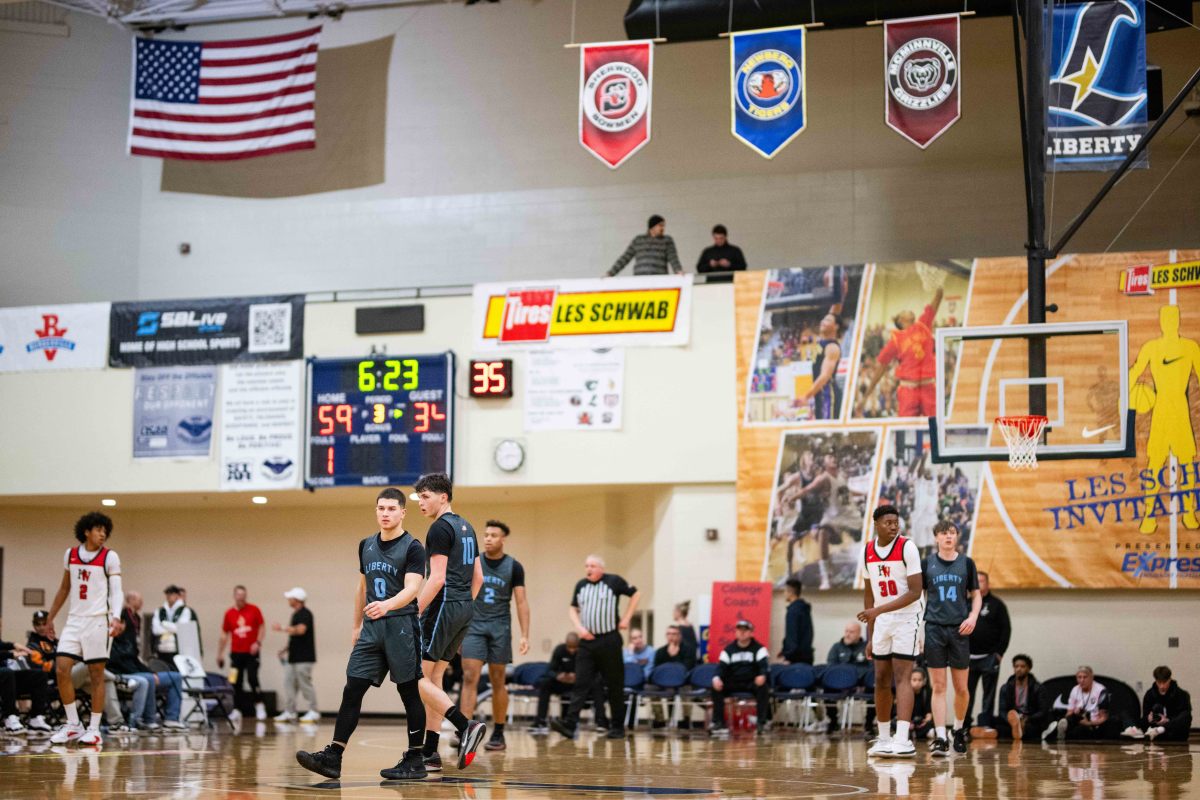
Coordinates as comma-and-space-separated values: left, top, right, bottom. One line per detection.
524, 349, 625, 432
219, 360, 303, 490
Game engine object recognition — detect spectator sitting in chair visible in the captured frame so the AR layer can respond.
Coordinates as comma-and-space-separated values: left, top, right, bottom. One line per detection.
998, 653, 1044, 742
1044, 665, 1119, 741
623, 628, 654, 681
152, 584, 197, 660
650, 624, 697, 729
531, 633, 608, 733
824, 621, 869, 733
111, 591, 185, 731
2, 617, 53, 736
710, 620, 770, 736
908, 668, 934, 740
1122, 665, 1192, 742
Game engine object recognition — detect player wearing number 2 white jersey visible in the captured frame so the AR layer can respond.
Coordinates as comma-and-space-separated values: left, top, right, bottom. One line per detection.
45, 513, 124, 746
858, 505, 924, 759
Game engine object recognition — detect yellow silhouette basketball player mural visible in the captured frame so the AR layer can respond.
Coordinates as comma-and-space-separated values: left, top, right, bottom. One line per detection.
1128, 305, 1200, 534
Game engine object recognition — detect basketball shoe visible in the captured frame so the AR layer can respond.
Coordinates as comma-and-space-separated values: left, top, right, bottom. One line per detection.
296, 745, 342, 779
380, 748, 428, 780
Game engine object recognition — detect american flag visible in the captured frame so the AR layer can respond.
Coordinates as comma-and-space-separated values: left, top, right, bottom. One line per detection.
128, 26, 322, 161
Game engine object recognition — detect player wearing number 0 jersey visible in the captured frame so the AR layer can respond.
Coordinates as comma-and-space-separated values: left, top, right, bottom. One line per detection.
459, 520, 531, 752
858, 505, 924, 758
412, 473, 487, 773
46, 513, 124, 747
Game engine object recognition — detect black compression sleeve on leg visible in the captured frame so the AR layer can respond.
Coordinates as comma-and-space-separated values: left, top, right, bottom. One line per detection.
445, 704, 469, 733
333, 677, 373, 745
396, 679, 425, 750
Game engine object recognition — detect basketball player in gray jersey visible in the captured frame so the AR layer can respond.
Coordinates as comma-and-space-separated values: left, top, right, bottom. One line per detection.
412, 472, 486, 771
459, 519, 531, 751
296, 488, 428, 782
922, 519, 981, 756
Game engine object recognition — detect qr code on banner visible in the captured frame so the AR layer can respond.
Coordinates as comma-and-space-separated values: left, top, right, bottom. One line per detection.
248, 303, 292, 353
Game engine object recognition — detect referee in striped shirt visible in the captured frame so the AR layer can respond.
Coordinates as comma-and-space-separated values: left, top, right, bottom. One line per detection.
551, 555, 640, 740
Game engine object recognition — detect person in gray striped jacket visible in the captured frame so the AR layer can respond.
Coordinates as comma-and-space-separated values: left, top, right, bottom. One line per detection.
606, 215, 684, 276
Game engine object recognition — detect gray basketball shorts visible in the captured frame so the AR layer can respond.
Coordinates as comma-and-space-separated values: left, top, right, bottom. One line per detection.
462, 619, 513, 664
420, 599, 474, 663
923, 621, 970, 670
347, 614, 422, 686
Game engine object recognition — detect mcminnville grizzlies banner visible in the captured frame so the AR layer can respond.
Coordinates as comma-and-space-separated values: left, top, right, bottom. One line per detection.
579, 41, 653, 169
110, 295, 304, 368
730, 26, 806, 159
1047, 0, 1147, 171
884, 14, 960, 149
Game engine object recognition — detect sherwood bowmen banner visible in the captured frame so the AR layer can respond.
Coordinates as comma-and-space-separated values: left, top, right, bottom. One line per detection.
1046, 0, 1147, 171
579, 40, 653, 169
473, 275, 692, 350
110, 295, 304, 367
0, 303, 110, 373
884, 14, 960, 149
730, 25, 806, 159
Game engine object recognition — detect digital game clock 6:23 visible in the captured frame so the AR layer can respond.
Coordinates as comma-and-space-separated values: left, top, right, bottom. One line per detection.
305, 352, 454, 487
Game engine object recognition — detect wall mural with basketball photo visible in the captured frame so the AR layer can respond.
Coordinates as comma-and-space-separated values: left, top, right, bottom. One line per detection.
745, 265, 865, 425
734, 249, 1200, 590
765, 429, 880, 590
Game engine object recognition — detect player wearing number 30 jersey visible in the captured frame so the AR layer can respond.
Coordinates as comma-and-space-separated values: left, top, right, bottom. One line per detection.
858, 505, 924, 758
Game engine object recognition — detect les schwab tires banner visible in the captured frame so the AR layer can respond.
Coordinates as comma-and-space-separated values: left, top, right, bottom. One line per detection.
473, 275, 692, 350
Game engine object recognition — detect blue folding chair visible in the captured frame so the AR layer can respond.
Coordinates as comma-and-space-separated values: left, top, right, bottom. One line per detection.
622, 663, 647, 728
639, 662, 689, 727
773, 663, 817, 727
506, 661, 549, 725
682, 663, 720, 725
813, 664, 861, 732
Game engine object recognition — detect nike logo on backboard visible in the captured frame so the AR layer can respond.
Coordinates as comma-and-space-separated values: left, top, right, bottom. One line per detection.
1163, 357, 1182, 365
1082, 425, 1115, 439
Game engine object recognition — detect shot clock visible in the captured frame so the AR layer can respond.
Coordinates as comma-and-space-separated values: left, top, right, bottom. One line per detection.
306, 353, 454, 487
468, 359, 513, 398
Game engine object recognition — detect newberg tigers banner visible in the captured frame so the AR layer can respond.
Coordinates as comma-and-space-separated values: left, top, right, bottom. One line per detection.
730, 25, 806, 159
579, 41, 653, 169
884, 14, 960, 149
1047, 0, 1148, 171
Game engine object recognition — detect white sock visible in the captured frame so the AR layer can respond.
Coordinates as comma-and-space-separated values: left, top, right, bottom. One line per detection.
89, 713, 102, 731
936, 725, 947, 739
954, 717, 964, 730
65, 703, 80, 726
895, 720, 911, 741
877, 720, 892, 742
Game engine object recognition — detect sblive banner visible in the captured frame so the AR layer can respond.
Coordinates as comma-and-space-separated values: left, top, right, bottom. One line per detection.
579, 40, 653, 169
1047, 0, 1147, 171
109, 295, 304, 367
0, 303, 110, 372
884, 14, 960, 149
132, 366, 217, 459
473, 275, 692, 350
730, 25, 806, 159
219, 361, 303, 490
707, 582, 772, 664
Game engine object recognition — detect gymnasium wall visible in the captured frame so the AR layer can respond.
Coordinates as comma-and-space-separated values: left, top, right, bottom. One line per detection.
5, 4, 1200, 305
0, 284, 736, 495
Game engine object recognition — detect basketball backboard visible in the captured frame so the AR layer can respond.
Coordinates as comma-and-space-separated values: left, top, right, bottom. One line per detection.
930, 320, 1133, 462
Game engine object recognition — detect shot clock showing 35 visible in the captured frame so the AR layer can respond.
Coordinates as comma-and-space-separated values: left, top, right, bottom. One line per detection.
306, 353, 454, 487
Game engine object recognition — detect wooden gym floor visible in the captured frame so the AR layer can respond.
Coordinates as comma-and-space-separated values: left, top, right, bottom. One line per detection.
0, 723, 1195, 799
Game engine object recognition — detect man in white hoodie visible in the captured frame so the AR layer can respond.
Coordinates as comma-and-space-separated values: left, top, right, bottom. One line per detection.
151, 585, 197, 660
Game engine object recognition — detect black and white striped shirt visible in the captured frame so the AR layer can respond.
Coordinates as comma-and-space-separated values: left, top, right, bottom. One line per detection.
570, 574, 635, 635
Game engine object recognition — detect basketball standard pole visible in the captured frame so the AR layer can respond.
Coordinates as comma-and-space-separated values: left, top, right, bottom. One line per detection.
1017, 0, 1049, 418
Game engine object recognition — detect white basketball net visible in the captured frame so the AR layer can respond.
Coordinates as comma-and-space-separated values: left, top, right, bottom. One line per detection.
996, 415, 1048, 471
915, 261, 947, 293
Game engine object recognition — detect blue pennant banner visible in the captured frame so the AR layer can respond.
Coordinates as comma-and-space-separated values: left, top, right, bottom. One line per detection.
730, 25, 807, 159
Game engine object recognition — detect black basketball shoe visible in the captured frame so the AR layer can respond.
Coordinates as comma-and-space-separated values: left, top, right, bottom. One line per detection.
930, 737, 950, 757
952, 727, 968, 754
484, 729, 507, 751
380, 748, 428, 781
422, 752, 443, 772
296, 745, 342, 779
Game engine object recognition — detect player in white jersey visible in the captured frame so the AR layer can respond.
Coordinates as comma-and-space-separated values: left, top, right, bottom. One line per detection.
858, 504, 924, 758
45, 512, 124, 746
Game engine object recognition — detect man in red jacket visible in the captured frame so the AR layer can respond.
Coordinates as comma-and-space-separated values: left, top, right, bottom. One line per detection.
217, 585, 266, 721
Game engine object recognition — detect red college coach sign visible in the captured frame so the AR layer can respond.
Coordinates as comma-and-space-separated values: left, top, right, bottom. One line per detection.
707, 581, 772, 663
579, 41, 654, 169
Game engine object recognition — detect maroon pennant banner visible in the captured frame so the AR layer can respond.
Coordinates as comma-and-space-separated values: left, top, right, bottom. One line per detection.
884, 14, 960, 149
579, 41, 653, 169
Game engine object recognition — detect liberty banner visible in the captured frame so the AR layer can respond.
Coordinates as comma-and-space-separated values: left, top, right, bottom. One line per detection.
1046, 0, 1147, 171
730, 26, 806, 159
579, 41, 653, 169
884, 14, 960, 149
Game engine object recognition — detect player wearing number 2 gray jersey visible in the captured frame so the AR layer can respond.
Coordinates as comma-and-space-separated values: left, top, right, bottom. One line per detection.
459, 520, 531, 752
413, 473, 487, 773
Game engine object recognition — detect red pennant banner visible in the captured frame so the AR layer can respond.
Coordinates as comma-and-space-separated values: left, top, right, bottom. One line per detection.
884, 14, 960, 149
579, 41, 653, 169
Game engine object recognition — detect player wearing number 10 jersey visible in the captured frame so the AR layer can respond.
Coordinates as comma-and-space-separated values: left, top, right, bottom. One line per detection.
858, 504, 924, 758
46, 512, 124, 746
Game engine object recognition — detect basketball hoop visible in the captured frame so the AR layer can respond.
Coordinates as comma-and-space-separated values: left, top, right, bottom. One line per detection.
995, 415, 1048, 471
914, 261, 947, 293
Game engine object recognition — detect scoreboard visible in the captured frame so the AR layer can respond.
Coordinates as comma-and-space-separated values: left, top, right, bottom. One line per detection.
306, 353, 454, 488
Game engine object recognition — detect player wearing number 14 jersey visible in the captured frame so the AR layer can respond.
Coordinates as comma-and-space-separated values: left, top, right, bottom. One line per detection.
858, 505, 924, 758
46, 512, 124, 746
